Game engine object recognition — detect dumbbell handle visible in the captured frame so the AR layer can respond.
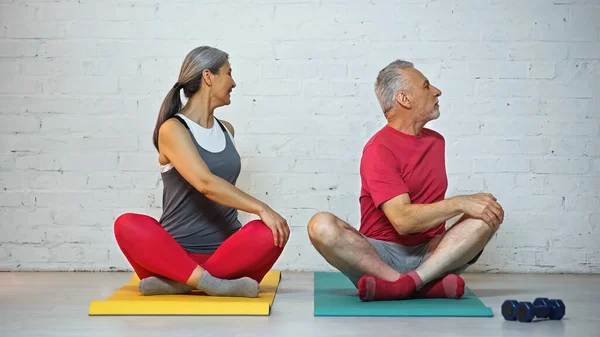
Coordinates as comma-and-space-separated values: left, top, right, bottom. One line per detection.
531, 304, 551, 318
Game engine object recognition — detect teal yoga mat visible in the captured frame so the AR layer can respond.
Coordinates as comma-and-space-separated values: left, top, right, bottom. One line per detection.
314, 272, 494, 317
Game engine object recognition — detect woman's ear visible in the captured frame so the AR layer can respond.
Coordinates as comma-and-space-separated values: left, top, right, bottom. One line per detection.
202, 69, 213, 86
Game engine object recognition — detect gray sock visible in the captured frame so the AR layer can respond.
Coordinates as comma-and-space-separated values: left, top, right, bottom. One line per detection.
197, 271, 259, 298
139, 276, 195, 296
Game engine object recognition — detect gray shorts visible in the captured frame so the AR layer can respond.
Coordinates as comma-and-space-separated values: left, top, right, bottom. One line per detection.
346, 235, 483, 287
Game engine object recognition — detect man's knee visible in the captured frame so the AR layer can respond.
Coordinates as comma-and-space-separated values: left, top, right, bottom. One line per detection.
457, 214, 499, 232
307, 212, 341, 244
465, 218, 497, 240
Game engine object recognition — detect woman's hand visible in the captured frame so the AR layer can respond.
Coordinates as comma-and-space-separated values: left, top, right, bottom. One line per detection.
258, 206, 290, 248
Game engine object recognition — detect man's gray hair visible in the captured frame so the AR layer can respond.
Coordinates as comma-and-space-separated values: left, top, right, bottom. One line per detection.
374, 60, 414, 114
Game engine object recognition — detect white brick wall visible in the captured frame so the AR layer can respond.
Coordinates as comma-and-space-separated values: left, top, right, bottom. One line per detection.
1, 0, 598, 273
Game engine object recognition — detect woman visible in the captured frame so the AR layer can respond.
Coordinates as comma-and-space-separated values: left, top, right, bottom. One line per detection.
114, 46, 290, 297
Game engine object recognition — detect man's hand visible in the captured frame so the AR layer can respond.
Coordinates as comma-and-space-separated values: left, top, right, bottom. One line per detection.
257, 206, 290, 248
456, 193, 504, 230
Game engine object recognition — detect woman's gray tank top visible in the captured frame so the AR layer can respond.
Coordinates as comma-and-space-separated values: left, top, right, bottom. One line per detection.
158, 115, 242, 254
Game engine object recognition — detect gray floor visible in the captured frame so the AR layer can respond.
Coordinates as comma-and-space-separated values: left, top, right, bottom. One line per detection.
0, 271, 599, 337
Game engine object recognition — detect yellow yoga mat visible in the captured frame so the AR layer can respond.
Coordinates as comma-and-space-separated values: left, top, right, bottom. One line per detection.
89, 271, 281, 316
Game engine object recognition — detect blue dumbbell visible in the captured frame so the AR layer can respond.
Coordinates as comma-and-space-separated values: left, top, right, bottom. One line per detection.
502, 298, 566, 322
502, 300, 520, 320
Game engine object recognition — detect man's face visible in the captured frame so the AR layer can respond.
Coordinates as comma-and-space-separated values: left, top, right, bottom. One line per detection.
401, 68, 442, 122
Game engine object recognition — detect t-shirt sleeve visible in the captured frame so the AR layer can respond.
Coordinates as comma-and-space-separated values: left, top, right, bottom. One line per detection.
361, 144, 410, 208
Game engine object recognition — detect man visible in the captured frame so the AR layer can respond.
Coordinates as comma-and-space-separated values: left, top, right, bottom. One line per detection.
307, 60, 504, 301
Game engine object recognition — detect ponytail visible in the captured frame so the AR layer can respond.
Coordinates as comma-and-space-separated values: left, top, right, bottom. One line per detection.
153, 83, 182, 151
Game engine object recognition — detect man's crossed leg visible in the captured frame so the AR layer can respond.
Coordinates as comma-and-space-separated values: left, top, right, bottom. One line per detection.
308, 212, 498, 301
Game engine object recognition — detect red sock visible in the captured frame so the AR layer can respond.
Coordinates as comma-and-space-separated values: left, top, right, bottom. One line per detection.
413, 274, 465, 299
357, 271, 422, 302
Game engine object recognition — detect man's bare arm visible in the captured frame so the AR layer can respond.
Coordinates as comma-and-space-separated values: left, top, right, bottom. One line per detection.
381, 193, 504, 235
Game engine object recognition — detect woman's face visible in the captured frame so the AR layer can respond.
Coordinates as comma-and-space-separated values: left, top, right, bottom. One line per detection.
211, 60, 236, 106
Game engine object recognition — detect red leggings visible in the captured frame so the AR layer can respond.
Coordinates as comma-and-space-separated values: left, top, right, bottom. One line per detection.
114, 213, 283, 284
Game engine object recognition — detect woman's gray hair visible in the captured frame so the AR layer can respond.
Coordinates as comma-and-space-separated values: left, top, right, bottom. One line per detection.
374, 60, 414, 114
153, 46, 229, 151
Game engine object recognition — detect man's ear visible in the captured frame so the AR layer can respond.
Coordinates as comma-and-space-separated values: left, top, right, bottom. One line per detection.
396, 91, 412, 109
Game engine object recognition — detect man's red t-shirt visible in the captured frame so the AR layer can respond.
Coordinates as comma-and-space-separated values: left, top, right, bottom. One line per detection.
359, 125, 448, 246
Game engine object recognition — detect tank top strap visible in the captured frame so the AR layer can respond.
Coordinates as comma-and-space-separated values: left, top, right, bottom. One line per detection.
214, 117, 234, 144
214, 117, 227, 132
172, 115, 190, 130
